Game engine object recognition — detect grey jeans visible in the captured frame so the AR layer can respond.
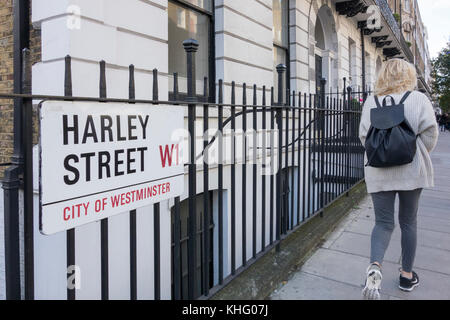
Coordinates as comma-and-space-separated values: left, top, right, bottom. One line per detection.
370, 188, 423, 273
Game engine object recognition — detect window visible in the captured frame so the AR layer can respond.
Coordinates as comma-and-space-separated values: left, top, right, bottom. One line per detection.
168, 0, 214, 101
280, 167, 304, 230
376, 56, 382, 75
348, 38, 357, 87
405, 31, 411, 42
273, 0, 289, 102
171, 192, 214, 299
365, 52, 372, 91
314, 18, 325, 96
403, 22, 412, 33
315, 20, 325, 50
404, 0, 411, 12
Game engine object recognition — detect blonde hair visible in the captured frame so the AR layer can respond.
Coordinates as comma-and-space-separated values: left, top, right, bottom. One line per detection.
374, 58, 417, 96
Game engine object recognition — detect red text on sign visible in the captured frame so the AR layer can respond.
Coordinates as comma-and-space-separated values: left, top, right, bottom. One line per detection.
159, 144, 179, 168
110, 182, 171, 208
63, 202, 90, 221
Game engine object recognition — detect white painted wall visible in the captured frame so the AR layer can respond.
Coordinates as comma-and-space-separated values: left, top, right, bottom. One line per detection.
32, 0, 170, 300
215, 0, 274, 103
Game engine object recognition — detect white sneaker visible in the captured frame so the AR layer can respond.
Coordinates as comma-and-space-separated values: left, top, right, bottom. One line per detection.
362, 264, 382, 300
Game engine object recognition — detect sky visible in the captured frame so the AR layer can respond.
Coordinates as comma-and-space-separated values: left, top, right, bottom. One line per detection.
417, 0, 450, 59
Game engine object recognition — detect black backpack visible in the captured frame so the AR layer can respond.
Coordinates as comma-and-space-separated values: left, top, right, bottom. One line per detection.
365, 91, 417, 168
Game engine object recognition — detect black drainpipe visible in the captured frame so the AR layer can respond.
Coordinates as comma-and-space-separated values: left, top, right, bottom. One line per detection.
2, 0, 30, 300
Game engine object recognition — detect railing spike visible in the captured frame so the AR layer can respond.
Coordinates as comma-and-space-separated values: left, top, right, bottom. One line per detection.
99, 60, 106, 99
129, 65, 135, 101
153, 68, 158, 101
64, 55, 72, 97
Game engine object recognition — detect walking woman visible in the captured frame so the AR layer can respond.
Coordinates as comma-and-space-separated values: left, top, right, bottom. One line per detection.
359, 59, 439, 300
439, 113, 448, 132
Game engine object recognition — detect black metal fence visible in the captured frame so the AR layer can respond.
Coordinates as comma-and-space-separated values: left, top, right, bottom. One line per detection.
1, 39, 365, 300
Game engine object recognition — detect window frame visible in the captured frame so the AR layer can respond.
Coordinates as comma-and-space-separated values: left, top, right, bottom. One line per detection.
348, 37, 357, 88
273, 0, 290, 102
404, 0, 411, 12
168, 0, 216, 103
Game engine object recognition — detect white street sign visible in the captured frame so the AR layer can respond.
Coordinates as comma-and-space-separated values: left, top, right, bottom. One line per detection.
39, 101, 185, 235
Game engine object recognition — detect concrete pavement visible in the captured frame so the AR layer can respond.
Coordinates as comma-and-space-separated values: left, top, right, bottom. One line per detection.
270, 131, 450, 300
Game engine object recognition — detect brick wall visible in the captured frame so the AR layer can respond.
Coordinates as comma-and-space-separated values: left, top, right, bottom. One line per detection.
0, 0, 14, 178
0, 0, 41, 179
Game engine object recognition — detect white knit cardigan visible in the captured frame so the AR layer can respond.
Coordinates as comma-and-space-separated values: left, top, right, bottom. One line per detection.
359, 90, 439, 194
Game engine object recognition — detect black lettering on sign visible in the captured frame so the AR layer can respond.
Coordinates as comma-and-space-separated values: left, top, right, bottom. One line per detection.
127, 148, 137, 174
60, 113, 152, 185
137, 147, 147, 172
98, 151, 111, 179
138, 115, 149, 139
128, 116, 138, 140
116, 115, 126, 141
64, 154, 80, 185
63, 115, 79, 145
100, 115, 113, 142
82, 115, 99, 144
80, 152, 96, 182
62, 114, 150, 144
115, 149, 125, 176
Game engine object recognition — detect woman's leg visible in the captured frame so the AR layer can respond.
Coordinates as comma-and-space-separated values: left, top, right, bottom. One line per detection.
398, 188, 423, 274
370, 191, 397, 266
363, 191, 396, 299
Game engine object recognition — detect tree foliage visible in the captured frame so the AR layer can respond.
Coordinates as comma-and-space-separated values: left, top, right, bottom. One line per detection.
431, 42, 450, 112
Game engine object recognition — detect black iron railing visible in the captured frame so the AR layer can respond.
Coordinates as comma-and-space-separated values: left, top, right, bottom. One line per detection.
1, 40, 366, 300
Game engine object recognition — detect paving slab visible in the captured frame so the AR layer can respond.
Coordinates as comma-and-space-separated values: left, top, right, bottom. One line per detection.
411, 246, 450, 275
279, 248, 450, 300
328, 231, 401, 264
271, 271, 390, 300
321, 211, 360, 249
357, 215, 449, 235
418, 206, 450, 221
299, 248, 370, 288
375, 261, 450, 300
415, 215, 450, 233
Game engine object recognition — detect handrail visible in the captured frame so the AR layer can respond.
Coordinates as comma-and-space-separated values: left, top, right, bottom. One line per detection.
0, 92, 363, 113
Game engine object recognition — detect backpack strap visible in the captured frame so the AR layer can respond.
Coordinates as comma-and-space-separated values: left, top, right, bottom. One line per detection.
399, 91, 412, 104
382, 95, 396, 107
374, 96, 382, 108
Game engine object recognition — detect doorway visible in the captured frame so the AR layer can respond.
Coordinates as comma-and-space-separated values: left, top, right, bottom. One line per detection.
315, 54, 323, 96
171, 192, 214, 299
